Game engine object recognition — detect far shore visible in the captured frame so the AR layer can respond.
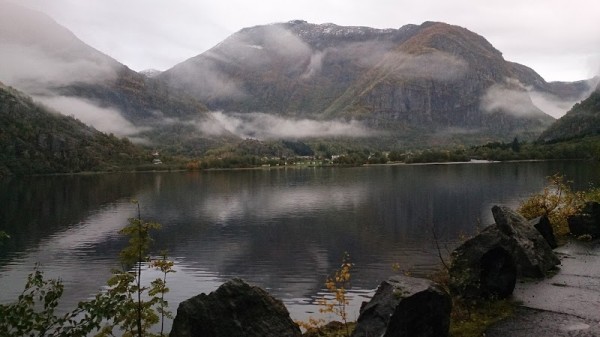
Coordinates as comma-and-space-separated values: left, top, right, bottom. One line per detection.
2, 158, 589, 179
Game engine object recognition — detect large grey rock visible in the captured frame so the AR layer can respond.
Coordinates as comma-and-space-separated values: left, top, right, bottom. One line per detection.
531, 215, 557, 249
449, 206, 560, 299
169, 278, 301, 337
568, 202, 600, 238
492, 205, 560, 276
351, 276, 451, 337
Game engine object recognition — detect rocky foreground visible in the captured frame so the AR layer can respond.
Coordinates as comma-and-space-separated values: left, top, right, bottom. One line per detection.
487, 240, 600, 336
166, 204, 600, 337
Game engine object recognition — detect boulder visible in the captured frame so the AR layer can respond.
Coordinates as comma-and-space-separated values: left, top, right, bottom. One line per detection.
568, 201, 600, 238
449, 206, 560, 299
351, 276, 451, 337
492, 205, 560, 276
169, 278, 301, 337
531, 215, 557, 248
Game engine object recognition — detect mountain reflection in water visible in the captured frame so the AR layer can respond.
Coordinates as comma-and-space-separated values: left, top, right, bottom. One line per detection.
1, 161, 599, 329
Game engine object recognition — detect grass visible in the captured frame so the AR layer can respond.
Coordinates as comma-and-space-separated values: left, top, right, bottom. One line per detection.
449, 298, 517, 337
302, 321, 356, 337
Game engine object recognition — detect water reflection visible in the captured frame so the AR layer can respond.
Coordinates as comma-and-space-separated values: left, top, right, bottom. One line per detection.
1, 161, 599, 328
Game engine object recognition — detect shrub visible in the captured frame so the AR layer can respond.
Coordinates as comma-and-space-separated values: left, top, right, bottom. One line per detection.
518, 174, 584, 236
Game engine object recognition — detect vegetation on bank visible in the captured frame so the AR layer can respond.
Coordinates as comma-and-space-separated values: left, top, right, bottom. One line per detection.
518, 174, 600, 237
0, 203, 174, 337
3, 73, 599, 177
178, 135, 600, 171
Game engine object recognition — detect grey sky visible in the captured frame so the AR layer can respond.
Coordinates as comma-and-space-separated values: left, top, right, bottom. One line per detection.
16, 0, 600, 82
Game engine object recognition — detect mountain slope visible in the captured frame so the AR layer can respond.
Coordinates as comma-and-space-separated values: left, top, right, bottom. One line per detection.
160, 20, 421, 116
160, 20, 593, 146
0, 1, 224, 153
0, 82, 146, 176
325, 22, 554, 135
539, 84, 600, 142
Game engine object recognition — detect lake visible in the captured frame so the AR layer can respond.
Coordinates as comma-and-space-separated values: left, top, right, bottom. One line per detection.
1, 161, 599, 330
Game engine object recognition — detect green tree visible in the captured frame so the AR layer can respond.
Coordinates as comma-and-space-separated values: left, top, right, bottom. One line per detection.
511, 137, 521, 152
94, 201, 174, 337
0, 204, 174, 337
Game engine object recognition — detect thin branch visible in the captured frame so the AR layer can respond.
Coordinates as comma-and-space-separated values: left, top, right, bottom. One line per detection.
431, 223, 450, 271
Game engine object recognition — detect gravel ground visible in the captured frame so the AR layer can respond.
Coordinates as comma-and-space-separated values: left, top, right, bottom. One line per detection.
486, 307, 600, 337
486, 240, 600, 336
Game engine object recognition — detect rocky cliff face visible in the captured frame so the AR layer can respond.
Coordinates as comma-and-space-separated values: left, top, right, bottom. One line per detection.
160, 20, 592, 144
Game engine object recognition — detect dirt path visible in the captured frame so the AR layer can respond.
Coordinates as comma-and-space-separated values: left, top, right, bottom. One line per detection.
486, 240, 600, 336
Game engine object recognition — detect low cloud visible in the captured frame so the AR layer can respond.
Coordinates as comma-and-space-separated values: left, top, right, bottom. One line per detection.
301, 50, 326, 79
0, 44, 117, 94
175, 60, 248, 101
532, 77, 599, 118
209, 23, 312, 70
35, 95, 148, 137
0, 2, 118, 94
196, 111, 373, 139
481, 77, 598, 119
481, 78, 545, 117
528, 91, 581, 119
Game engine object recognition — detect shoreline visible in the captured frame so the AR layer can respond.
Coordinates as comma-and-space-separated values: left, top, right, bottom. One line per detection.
0, 158, 590, 180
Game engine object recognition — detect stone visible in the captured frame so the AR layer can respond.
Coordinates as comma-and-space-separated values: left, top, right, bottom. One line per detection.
491, 205, 560, 276
568, 202, 600, 238
479, 246, 517, 299
351, 276, 451, 337
169, 278, 302, 337
449, 206, 560, 299
531, 215, 557, 248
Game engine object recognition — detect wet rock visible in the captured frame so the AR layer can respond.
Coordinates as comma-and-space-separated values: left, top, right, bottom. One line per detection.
449, 206, 560, 299
531, 215, 557, 249
449, 225, 518, 299
351, 275, 451, 337
479, 247, 518, 298
169, 278, 301, 337
568, 202, 600, 238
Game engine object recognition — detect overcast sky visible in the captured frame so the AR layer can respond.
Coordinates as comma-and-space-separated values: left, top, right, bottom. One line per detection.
16, 0, 600, 82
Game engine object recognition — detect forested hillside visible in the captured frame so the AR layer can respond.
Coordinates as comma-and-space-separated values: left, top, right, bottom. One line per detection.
0, 83, 147, 176
539, 86, 600, 142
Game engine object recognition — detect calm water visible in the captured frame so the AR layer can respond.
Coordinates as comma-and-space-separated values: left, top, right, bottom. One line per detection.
1, 161, 599, 329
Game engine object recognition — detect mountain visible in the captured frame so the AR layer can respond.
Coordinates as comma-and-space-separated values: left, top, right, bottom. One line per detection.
538, 83, 600, 142
0, 82, 146, 176
139, 69, 163, 78
0, 1, 226, 154
160, 20, 593, 146
2, 3, 594, 152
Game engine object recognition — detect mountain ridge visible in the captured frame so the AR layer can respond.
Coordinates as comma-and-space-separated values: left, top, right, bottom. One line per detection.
160, 20, 594, 146
1, 3, 596, 151
0, 1, 229, 154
